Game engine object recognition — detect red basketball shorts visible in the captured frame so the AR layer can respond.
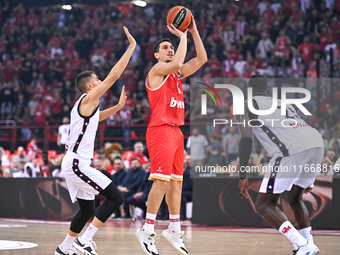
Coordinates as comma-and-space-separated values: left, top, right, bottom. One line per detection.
146, 124, 184, 182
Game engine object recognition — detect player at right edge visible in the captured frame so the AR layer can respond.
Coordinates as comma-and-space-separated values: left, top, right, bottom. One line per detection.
237, 75, 324, 255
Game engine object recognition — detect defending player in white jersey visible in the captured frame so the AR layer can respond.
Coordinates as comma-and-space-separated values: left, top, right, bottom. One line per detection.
237, 75, 323, 255
55, 27, 136, 255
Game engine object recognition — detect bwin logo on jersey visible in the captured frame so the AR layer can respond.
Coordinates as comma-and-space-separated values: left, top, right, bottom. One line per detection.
170, 97, 184, 108
197, 82, 223, 115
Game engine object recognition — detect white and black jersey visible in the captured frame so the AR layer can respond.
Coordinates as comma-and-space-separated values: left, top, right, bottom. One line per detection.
251, 96, 324, 158
66, 94, 99, 160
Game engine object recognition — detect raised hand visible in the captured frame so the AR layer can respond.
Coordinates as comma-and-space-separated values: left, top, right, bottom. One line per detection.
118, 85, 127, 109
167, 24, 187, 38
187, 13, 198, 33
123, 26, 136, 46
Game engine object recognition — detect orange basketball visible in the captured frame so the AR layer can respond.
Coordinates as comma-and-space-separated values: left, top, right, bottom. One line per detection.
166, 6, 192, 32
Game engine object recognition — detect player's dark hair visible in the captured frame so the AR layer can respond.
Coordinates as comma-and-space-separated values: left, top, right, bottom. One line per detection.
248, 75, 268, 92
75, 71, 95, 93
154, 38, 173, 53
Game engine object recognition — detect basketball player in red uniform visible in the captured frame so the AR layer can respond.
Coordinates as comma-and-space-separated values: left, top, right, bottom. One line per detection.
135, 15, 207, 255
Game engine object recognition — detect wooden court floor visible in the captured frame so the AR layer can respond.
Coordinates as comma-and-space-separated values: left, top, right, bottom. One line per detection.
0, 218, 339, 255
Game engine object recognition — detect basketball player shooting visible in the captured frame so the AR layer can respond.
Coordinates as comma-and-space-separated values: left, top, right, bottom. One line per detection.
237, 75, 323, 255
135, 14, 207, 255
55, 26, 136, 255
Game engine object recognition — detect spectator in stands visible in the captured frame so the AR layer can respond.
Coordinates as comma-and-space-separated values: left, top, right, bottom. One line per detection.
27, 94, 39, 120
9, 159, 19, 175
40, 151, 52, 177
12, 159, 26, 177
30, 157, 42, 177
274, 30, 291, 62
0, 160, 11, 177
124, 160, 153, 217
11, 146, 29, 164
324, 106, 339, 141
102, 143, 123, 173
130, 142, 148, 169
118, 158, 144, 218
13, 162, 37, 178
206, 134, 222, 166
326, 149, 337, 163
181, 155, 193, 220
111, 157, 127, 217
57, 117, 70, 154
95, 147, 106, 165
132, 103, 146, 137
234, 54, 247, 75
26, 136, 42, 158
0, 82, 14, 121
51, 155, 64, 178
256, 32, 274, 61
0, 147, 9, 169
93, 159, 111, 179
222, 126, 240, 165
186, 128, 209, 167
120, 104, 133, 149
319, 156, 333, 175
13, 94, 28, 125
330, 140, 340, 157
298, 36, 316, 66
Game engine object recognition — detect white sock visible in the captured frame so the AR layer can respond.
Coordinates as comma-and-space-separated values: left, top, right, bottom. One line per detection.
169, 214, 181, 234
79, 224, 98, 243
299, 226, 313, 244
60, 233, 76, 252
143, 212, 156, 234
279, 221, 307, 246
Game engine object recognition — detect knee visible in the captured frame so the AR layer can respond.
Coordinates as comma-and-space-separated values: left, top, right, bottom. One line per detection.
109, 190, 125, 206
117, 192, 124, 206
154, 179, 170, 193
80, 205, 95, 218
287, 196, 301, 208
255, 202, 268, 216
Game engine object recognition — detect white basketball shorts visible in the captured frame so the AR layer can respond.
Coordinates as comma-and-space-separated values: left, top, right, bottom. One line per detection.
62, 152, 111, 203
259, 147, 324, 194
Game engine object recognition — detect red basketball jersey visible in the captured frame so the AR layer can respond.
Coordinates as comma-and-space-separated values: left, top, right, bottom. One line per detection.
146, 71, 185, 127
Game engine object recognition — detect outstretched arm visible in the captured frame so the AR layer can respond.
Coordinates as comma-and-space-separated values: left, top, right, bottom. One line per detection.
99, 86, 127, 122
84, 27, 136, 104
180, 14, 208, 78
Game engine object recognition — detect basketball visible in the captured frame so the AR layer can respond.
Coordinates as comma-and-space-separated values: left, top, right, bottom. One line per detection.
166, 6, 192, 31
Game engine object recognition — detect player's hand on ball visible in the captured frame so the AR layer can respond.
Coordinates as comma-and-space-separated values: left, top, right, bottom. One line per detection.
188, 13, 197, 33
118, 85, 127, 109
167, 24, 187, 38
123, 26, 136, 47
238, 179, 249, 199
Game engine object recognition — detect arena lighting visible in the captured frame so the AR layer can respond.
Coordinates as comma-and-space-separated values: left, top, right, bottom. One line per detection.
133, 0, 147, 7
62, 5, 72, 10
